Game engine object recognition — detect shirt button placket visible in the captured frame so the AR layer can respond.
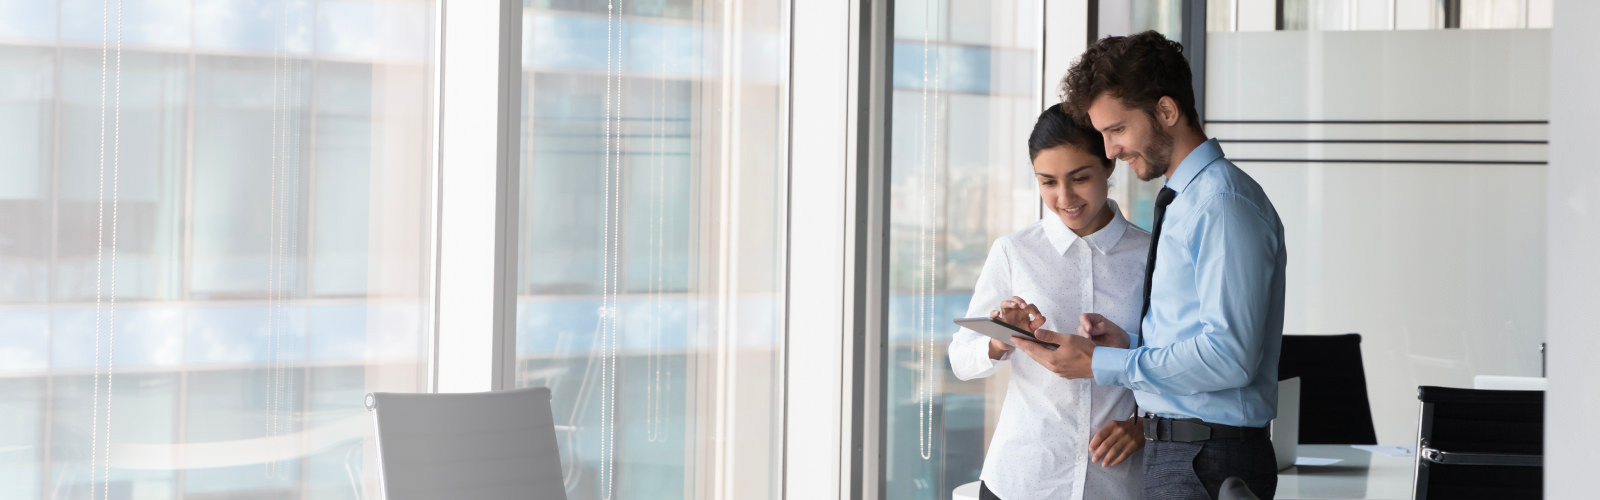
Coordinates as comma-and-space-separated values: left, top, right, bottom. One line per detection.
1081, 245, 1094, 314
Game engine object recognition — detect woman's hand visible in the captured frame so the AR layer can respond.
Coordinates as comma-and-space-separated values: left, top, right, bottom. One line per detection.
1089, 417, 1144, 467
986, 338, 1014, 360
992, 296, 1047, 333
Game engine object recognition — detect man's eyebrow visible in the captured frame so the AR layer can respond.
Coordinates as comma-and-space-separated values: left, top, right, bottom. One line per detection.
1098, 121, 1124, 133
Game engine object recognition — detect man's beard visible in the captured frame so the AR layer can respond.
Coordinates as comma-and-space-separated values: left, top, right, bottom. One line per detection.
1133, 123, 1175, 181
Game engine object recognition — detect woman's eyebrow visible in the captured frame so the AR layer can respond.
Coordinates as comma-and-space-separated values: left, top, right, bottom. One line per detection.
1034, 172, 1056, 179
1065, 166, 1093, 176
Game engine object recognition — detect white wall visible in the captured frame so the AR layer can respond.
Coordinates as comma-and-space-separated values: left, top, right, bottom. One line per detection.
1545, 1, 1600, 496
1206, 29, 1550, 446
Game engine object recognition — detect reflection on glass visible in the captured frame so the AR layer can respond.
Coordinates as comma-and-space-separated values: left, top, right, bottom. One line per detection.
513, 2, 787, 500
1, 1, 436, 498
884, 0, 1040, 497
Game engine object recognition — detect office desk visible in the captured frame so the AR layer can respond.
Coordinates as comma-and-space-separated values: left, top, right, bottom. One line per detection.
1277, 444, 1414, 499
952, 445, 1414, 500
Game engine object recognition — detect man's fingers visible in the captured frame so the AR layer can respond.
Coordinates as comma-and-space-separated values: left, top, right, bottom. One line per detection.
1012, 336, 1044, 357
1031, 328, 1064, 343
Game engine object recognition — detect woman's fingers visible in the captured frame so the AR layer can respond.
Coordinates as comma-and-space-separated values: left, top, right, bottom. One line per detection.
1023, 303, 1047, 331
1088, 421, 1121, 463
1106, 444, 1134, 467
1089, 419, 1144, 467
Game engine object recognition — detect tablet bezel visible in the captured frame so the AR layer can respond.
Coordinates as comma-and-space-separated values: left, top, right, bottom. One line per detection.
953, 317, 1059, 349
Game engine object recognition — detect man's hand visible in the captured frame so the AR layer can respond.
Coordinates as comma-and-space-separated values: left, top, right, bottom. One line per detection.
1089, 417, 1144, 467
1079, 313, 1130, 349
1011, 328, 1095, 379
992, 296, 1047, 333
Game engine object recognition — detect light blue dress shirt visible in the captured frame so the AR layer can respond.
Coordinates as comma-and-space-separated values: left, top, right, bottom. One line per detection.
1090, 139, 1288, 428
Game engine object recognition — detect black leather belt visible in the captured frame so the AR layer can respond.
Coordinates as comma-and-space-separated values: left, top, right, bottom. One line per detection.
1143, 414, 1270, 442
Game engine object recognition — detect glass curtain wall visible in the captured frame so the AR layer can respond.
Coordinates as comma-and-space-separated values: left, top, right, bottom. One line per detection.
0, 0, 437, 498
882, 0, 1040, 497
512, 1, 788, 499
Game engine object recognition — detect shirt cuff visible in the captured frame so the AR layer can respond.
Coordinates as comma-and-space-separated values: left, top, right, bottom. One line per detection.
1092, 346, 1131, 387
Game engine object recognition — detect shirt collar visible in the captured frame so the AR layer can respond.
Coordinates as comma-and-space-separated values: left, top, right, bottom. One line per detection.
1165, 138, 1224, 194
1043, 199, 1131, 256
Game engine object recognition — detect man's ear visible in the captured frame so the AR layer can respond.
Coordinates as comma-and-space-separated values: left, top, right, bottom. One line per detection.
1156, 96, 1182, 128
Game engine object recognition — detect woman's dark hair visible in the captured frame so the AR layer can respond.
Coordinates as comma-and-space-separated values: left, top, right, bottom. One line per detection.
1059, 30, 1202, 133
1028, 103, 1113, 166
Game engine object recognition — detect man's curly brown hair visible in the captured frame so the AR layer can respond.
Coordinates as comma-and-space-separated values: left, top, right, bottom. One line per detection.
1059, 30, 1202, 133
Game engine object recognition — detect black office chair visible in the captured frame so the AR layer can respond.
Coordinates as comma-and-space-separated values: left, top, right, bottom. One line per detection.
1412, 386, 1543, 499
1277, 333, 1378, 444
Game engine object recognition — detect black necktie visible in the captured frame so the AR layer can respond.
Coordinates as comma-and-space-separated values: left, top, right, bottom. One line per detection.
1138, 187, 1178, 349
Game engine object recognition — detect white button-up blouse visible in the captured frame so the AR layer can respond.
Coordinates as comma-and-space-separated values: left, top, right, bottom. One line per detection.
949, 201, 1151, 500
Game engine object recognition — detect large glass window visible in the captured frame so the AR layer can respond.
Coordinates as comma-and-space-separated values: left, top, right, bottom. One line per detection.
882, 0, 1041, 497
512, 1, 789, 499
0, 0, 436, 498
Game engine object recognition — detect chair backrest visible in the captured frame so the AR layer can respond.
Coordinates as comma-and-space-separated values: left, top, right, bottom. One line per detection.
1277, 333, 1378, 444
1412, 386, 1544, 499
366, 387, 567, 500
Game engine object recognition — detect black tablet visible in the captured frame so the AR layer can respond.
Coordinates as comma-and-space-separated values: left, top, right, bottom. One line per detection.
953, 317, 1059, 349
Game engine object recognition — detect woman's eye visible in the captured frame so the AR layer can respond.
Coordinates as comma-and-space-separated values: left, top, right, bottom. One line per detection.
1041, 181, 1056, 186
1072, 177, 1089, 183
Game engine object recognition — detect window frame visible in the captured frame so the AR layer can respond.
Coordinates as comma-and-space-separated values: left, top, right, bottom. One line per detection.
425, 0, 1092, 497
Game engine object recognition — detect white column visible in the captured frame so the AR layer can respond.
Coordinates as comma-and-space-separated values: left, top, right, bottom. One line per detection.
431, 0, 522, 393
786, 0, 857, 497
1546, 0, 1600, 496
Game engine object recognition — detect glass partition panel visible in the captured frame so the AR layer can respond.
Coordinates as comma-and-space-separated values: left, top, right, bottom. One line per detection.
0, 0, 437, 497
513, 1, 789, 499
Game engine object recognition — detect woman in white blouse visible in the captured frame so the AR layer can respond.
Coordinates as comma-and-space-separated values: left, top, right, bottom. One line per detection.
949, 103, 1150, 500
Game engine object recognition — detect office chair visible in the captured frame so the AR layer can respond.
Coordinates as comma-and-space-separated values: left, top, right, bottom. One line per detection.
1411, 386, 1543, 499
366, 387, 568, 500
1278, 333, 1378, 444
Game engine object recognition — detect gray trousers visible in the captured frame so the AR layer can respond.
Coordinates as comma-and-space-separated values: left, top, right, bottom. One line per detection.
1144, 437, 1278, 500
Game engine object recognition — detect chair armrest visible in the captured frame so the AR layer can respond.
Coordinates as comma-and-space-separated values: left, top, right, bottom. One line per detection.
1419, 447, 1542, 467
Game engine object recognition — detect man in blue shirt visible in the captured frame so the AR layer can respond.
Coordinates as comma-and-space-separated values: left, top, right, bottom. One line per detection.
1005, 30, 1287, 499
